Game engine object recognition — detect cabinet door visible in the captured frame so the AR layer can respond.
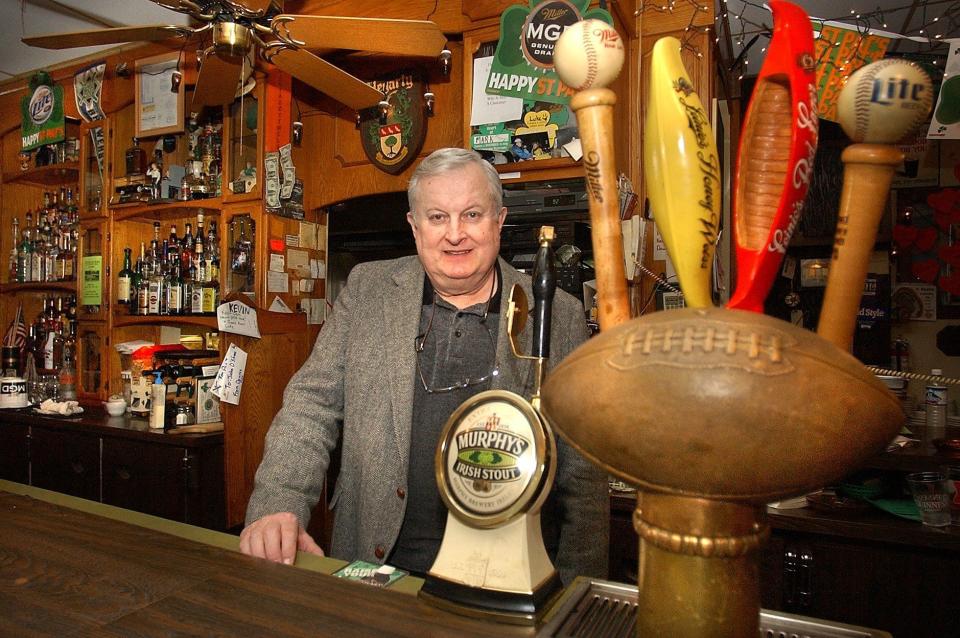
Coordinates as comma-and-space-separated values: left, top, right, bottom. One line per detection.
30, 427, 100, 501
101, 437, 186, 522
763, 531, 960, 638
101, 438, 224, 529
0, 422, 30, 484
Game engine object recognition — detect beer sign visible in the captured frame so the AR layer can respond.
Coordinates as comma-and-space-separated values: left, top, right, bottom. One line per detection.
21, 72, 65, 151
486, 0, 614, 105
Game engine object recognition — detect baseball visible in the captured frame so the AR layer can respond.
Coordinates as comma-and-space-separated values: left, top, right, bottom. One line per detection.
838, 59, 933, 144
553, 19, 625, 91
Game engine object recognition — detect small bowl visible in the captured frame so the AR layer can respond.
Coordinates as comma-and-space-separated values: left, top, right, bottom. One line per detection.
103, 400, 127, 417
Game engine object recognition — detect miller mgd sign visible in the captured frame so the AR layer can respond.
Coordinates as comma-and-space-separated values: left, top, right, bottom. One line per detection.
359, 71, 427, 175
21, 72, 65, 151
486, 0, 614, 105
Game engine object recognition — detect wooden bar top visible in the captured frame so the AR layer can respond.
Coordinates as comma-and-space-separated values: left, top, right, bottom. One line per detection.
0, 480, 536, 637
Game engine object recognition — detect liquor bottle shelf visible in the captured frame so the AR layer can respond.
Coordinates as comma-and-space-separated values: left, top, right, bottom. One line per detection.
112, 312, 219, 329
0, 281, 77, 294
113, 200, 223, 222
2, 162, 80, 187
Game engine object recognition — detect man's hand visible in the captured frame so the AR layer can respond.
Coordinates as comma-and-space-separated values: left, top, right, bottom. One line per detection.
239, 512, 325, 565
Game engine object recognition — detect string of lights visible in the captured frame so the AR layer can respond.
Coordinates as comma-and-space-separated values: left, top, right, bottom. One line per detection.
712, 0, 959, 82
632, 0, 958, 85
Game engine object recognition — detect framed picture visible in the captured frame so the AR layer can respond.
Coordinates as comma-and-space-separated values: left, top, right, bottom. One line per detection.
135, 52, 184, 138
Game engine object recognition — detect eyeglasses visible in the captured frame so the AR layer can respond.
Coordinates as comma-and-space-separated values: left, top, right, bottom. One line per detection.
414, 296, 500, 394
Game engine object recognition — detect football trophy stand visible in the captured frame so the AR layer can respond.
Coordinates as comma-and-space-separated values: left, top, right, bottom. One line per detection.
542, 4, 929, 637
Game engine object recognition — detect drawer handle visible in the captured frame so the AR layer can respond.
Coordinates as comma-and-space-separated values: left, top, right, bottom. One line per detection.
116, 467, 131, 481
70, 460, 85, 475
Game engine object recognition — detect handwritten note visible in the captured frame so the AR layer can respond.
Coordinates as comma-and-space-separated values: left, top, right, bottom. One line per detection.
211, 343, 247, 405
217, 300, 261, 338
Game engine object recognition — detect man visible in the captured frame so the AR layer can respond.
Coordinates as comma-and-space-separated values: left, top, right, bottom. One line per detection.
241, 148, 608, 585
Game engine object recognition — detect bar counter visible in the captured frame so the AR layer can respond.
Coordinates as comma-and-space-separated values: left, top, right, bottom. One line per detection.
0, 480, 539, 637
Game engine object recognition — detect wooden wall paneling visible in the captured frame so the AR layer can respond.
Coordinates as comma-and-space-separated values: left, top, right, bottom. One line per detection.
221, 314, 311, 529
295, 42, 464, 209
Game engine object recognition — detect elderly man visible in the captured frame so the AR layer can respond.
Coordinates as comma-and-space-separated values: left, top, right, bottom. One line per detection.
240, 148, 608, 584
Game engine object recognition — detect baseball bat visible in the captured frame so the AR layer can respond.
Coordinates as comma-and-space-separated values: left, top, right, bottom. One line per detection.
552, 21, 629, 330
817, 60, 933, 351
726, 0, 818, 313
643, 36, 720, 308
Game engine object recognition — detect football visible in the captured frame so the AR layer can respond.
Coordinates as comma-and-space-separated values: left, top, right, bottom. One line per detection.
540, 307, 904, 502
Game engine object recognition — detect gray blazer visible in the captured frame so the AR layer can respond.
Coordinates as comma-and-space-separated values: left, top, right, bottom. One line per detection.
246, 255, 609, 584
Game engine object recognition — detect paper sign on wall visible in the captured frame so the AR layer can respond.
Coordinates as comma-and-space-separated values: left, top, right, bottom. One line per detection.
211, 343, 247, 405
217, 300, 261, 338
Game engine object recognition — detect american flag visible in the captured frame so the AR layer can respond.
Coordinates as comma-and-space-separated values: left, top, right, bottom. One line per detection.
3, 304, 27, 348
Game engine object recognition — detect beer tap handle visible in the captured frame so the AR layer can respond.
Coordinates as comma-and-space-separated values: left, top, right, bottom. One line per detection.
531, 226, 556, 406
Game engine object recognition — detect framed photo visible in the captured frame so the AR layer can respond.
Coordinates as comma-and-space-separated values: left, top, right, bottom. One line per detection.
135, 52, 184, 138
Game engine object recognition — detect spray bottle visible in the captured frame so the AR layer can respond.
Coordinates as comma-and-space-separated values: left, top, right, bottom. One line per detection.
149, 370, 166, 429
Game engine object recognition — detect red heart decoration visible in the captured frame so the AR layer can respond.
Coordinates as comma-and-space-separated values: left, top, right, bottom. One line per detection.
915, 227, 940, 252
912, 258, 941, 283
927, 189, 960, 213
893, 224, 918, 247
939, 273, 960, 296
940, 244, 960, 267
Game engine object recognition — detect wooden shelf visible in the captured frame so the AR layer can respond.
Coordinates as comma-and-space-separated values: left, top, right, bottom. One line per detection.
112, 200, 223, 222
1, 281, 77, 294
112, 312, 218, 329
495, 157, 584, 184
2, 162, 79, 187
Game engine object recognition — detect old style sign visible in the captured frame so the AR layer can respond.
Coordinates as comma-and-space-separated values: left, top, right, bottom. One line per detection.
360, 72, 427, 175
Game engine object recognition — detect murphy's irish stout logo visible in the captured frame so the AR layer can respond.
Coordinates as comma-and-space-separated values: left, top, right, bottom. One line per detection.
359, 71, 426, 175
443, 399, 538, 517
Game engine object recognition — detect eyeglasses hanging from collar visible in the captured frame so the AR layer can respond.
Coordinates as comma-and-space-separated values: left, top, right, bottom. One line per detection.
414, 272, 500, 394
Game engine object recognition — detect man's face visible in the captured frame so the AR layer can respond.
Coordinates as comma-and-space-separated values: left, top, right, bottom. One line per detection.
407, 164, 506, 298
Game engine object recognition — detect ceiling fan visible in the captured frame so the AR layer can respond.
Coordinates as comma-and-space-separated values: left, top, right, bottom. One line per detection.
22, 0, 450, 111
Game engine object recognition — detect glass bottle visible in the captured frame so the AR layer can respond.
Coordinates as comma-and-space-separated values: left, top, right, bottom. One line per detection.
58, 324, 77, 400
125, 137, 147, 176
205, 220, 218, 284
9, 216, 19, 282
117, 247, 134, 306
20, 212, 33, 282
136, 242, 150, 316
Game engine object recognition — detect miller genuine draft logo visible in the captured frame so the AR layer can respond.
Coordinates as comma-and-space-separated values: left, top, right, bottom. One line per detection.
359, 71, 427, 175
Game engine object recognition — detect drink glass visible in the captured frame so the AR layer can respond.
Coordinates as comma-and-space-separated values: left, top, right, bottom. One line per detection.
906, 471, 953, 527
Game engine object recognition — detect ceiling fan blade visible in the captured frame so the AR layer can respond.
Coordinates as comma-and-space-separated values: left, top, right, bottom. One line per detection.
273, 15, 446, 57
23, 25, 191, 50
192, 53, 244, 108
267, 47, 383, 111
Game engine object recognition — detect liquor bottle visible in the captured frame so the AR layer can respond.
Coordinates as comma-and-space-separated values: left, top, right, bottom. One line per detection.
57, 324, 77, 401
167, 224, 179, 261
125, 137, 147, 176
148, 258, 165, 315
195, 216, 207, 283
117, 247, 134, 306
136, 242, 150, 316
205, 220, 219, 286
31, 213, 44, 283
181, 222, 194, 272
9, 216, 19, 282
166, 255, 183, 315
20, 212, 33, 282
